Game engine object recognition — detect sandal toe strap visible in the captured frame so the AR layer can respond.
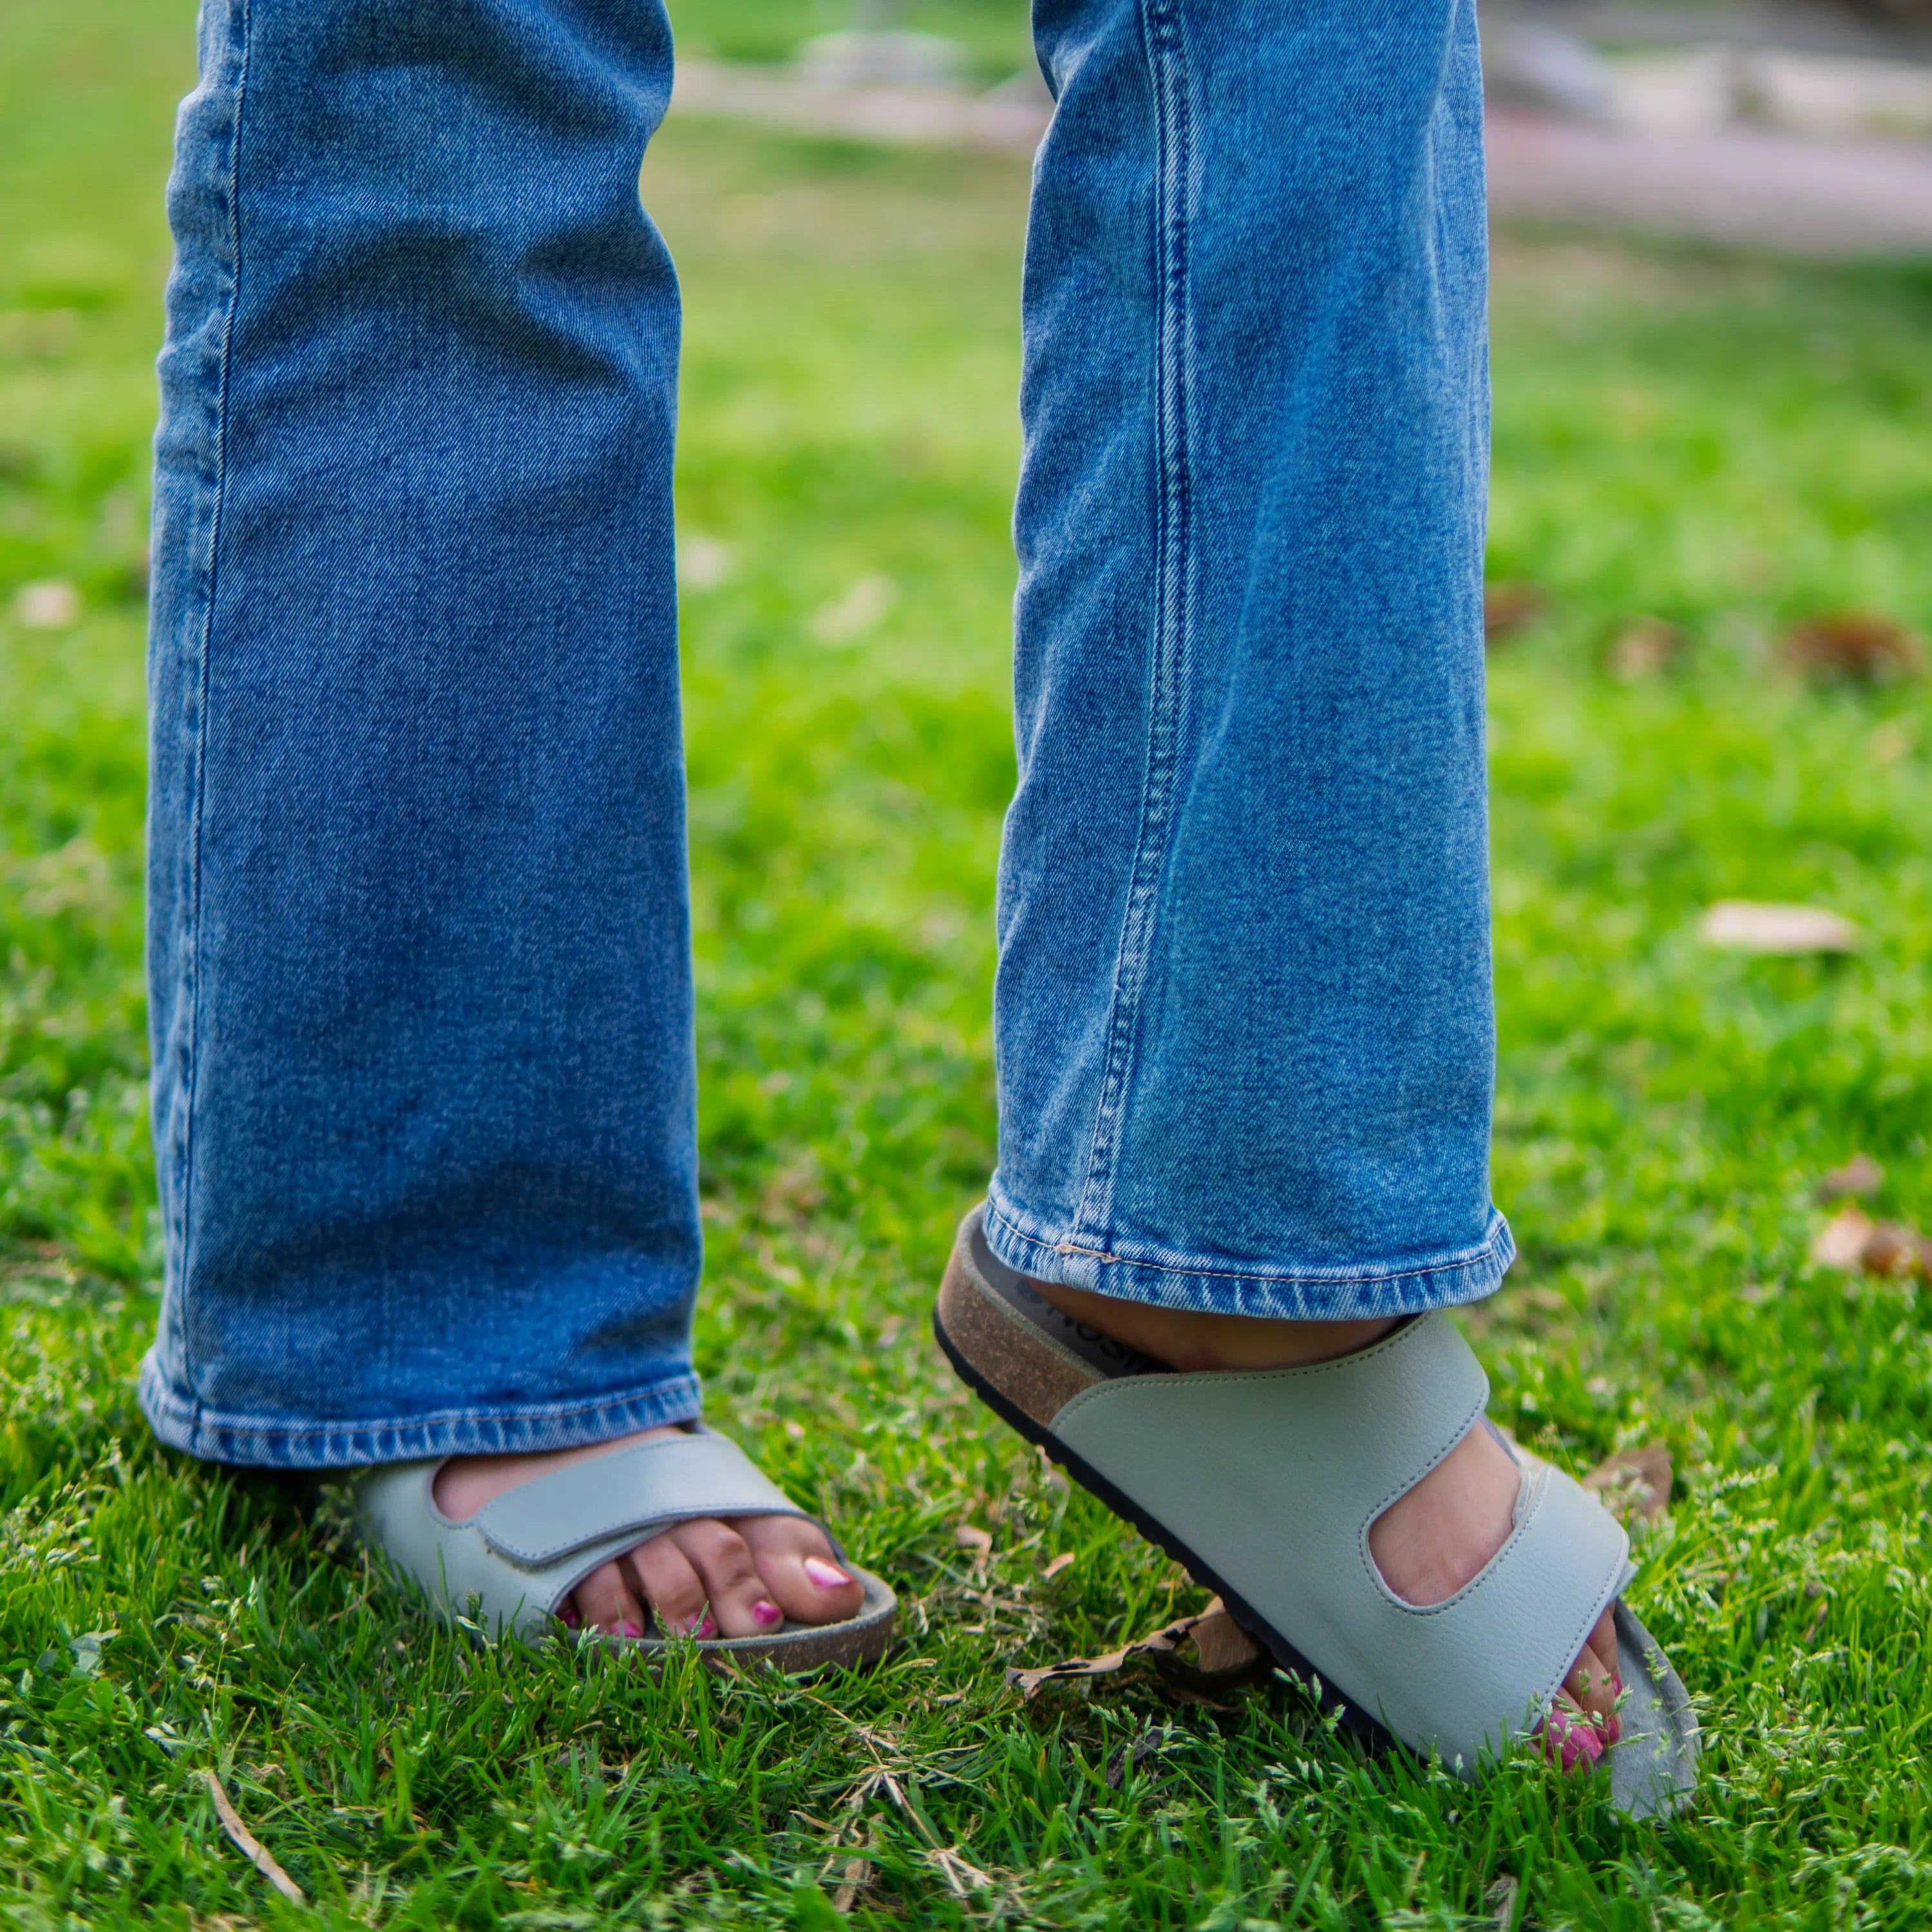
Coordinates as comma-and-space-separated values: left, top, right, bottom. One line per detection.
1363, 1457, 1631, 1766
1047, 1312, 1633, 1771
472, 1428, 813, 1565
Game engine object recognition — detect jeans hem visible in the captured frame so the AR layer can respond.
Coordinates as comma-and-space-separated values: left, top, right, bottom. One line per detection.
136, 1353, 705, 1470
982, 1181, 1514, 1320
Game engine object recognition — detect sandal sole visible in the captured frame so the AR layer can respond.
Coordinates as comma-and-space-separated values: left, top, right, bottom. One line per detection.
598, 1568, 898, 1674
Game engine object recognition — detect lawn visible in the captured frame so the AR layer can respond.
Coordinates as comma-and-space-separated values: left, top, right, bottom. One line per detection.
3, 0, 1931, 1924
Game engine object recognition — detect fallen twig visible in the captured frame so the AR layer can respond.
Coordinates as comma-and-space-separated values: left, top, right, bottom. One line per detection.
873, 1772, 993, 1900
1007, 1597, 1269, 1700
205, 1768, 306, 1904
828, 1814, 876, 1915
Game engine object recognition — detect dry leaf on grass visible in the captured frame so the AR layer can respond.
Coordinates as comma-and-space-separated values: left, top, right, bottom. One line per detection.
1041, 1551, 1075, 1581
1606, 616, 1683, 681
1819, 1153, 1884, 1201
205, 1770, 306, 1904
952, 1522, 992, 1582
677, 533, 735, 591
12, 580, 80, 630
1861, 1222, 1932, 1278
1504, 1435, 1672, 1528
826, 1814, 880, 1914
1580, 1445, 1672, 1526
1007, 1598, 1269, 1700
1187, 1605, 1269, 1674
1699, 900, 1861, 955
1483, 581, 1544, 643
810, 574, 893, 645
1870, 719, 1917, 765
1813, 1206, 1875, 1269
1811, 1205, 1932, 1279
1779, 611, 1923, 683
831, 1850, 871, 1915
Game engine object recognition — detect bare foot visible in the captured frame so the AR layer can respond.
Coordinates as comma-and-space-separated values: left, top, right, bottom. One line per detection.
1030, 1282, 1622, 1768
433, 1427, 866, 1640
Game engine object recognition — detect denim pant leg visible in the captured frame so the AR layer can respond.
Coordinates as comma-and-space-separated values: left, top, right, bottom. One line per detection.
140, 0, 702, 1468
988, 0, 1514, 1318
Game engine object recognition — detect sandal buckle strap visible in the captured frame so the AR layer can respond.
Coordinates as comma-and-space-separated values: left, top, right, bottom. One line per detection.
1048, 1312, 1632, 1769
471, 1430, 810, 1566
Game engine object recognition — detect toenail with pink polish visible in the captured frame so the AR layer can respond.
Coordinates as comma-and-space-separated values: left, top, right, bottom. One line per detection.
753, 1600, 783, 1627
618, 1618, 644, 1639
804, 1557, 852, 1588
694, 1613, 717, 1638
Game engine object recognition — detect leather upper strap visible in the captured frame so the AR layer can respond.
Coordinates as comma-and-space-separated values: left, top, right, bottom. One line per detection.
470, 1428, 810, 1566
1049, 1312, 1630, 1771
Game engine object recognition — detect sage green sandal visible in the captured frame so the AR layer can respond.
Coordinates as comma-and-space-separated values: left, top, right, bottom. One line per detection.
934, 1205, 1698, 1816
354, 1426, 896, 1670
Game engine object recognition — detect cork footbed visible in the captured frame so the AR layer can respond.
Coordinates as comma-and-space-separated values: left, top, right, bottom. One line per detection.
934, 1238, 1103, 1429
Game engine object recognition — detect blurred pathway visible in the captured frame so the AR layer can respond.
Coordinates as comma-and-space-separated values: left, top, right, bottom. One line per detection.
1485, 108, 1932, 256
671, 61, 1052, 155
670, 60, 1932, 258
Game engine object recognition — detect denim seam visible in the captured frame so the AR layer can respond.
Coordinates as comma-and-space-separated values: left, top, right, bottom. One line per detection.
138, 1356, 706, 1468
143, 1378, 704, 1444
1071, 0, 1193, 1251
176, 0, 254, 1426
987, 1193, 1511, 1291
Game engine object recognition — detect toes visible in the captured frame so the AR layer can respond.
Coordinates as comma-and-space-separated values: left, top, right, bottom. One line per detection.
627, 1534, 714, 1638
1562, 1607, 1623, 1746
1546, 1607, 1624, 1770
571, 1559, 646, 1640
666, 1519, 781, 1638
736, 1515, 866, 1627
612, 1519, 863, 1641
1540, 1690, 1606, 1772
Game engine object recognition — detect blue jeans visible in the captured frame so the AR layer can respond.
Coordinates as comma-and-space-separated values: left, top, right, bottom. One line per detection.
140, 0, 1509, 1469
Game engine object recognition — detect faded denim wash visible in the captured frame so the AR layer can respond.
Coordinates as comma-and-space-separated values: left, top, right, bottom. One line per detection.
984, 0, 1512, 1315
141, 0, 1510, 1470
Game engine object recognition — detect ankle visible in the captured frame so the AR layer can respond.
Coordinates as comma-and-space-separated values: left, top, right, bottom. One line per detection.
1030, 1279, 1397, 1374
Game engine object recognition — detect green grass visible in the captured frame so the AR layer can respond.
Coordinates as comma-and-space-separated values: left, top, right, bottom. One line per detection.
670, 0, 1036, 80
5, 0, 1932, 1924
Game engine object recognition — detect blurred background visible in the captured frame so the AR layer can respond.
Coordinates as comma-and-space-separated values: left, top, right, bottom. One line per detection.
1, 0, 1928, 1321
661, 0, 1932, 254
